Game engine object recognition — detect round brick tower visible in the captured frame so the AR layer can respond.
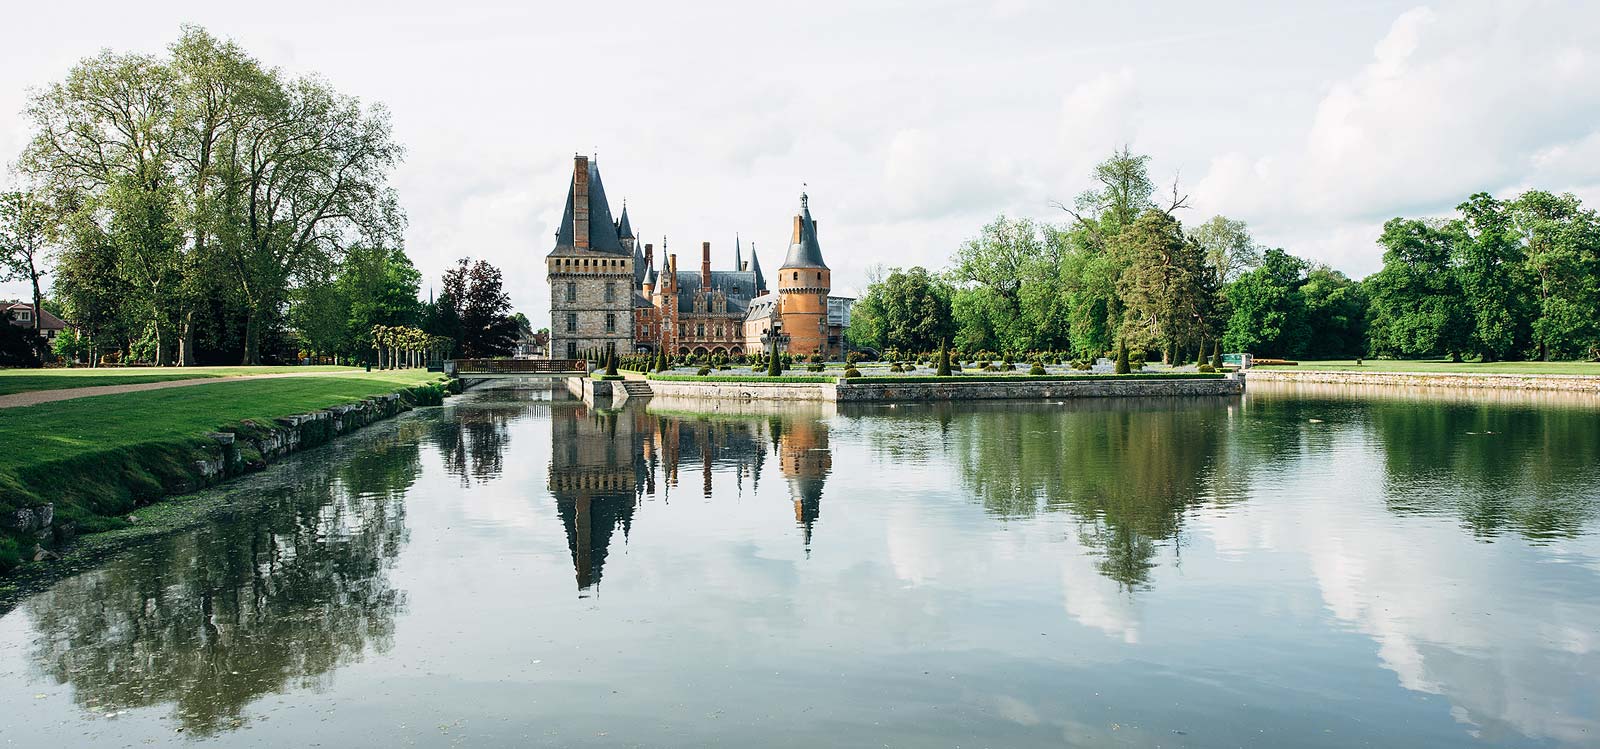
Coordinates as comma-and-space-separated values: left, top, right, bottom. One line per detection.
777, 193, 831, 358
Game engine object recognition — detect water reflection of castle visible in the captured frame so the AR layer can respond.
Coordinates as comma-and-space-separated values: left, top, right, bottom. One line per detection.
547, 401, 830, 593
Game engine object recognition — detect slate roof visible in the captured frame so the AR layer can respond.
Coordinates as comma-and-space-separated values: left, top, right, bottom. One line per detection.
549, 159, 627, 256
780, 193, 828, 270
749, 243, 766, 291
676, 270, 759, 316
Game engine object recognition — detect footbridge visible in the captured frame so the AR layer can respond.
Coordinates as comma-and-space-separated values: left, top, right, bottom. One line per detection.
445, 358, 590, 388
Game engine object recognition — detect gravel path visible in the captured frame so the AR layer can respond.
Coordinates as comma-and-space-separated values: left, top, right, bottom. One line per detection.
0, 372, 335, 409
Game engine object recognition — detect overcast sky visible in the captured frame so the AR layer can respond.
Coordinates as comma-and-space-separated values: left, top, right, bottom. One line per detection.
3, 0, 1598, 328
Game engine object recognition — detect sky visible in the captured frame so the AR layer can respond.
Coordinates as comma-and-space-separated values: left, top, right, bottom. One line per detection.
3, 0, 1599, 328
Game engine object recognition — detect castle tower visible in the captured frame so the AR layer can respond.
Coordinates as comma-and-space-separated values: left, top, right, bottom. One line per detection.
546, 155, 633, 361
777, 193, 831, 358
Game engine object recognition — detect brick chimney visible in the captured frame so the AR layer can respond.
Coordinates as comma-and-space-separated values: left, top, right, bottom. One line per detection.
643, 242, 653, 269
701, 242, 712, 287
572, 155, 589, 250
668, 254, 677, 290
791, 214, 802, 243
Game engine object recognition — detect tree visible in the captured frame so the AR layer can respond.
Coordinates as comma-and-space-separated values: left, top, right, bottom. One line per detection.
1510, 190, 1600, 360
0, 190, 53, 343
856, 266, 954, 353
338, 244, 420, 361
1221, 248, 1309, 357
1299, 265, 1368, 359
1113, 211, 1215, 361
439, 257, 517, 358
1454, 193, 1535, 361
1190, 215, 1261, 285
1365, 218, 1472, 359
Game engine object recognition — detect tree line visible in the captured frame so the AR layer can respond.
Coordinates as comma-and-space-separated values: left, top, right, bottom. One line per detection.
0, 27, 521, 367
848, 148, 1600, 363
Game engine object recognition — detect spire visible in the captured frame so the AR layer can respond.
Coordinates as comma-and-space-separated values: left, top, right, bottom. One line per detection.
617, 201, 633, 238
735, 233, 743, 272
780, 191, 827, 270
750, 242, 766, 293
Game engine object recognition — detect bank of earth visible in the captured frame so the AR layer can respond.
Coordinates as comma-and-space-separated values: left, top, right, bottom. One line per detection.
0, 368, 453, 573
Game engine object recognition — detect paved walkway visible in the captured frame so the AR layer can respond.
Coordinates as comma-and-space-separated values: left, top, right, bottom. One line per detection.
0, 372, 336, 409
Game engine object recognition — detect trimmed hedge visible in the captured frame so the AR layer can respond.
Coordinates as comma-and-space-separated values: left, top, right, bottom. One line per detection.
647, 373, 838, 384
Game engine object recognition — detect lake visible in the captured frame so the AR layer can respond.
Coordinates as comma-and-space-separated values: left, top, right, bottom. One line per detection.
1, 382, 1597, 747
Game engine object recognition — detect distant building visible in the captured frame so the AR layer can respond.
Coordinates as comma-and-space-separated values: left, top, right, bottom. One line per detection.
543, 154, 852, 361
3, 302, 66, 342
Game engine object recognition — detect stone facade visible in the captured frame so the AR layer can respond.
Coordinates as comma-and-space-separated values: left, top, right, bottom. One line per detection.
546, 155, 634, 361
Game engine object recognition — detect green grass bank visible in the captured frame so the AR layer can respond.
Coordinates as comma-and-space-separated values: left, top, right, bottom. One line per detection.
0, 368, 449, 572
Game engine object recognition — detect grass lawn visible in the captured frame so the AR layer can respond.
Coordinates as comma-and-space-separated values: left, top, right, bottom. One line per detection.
0, 368, 440, 472
0, 365, 359, 397
0, 367, 445, 573
1254, 359, 1600, 375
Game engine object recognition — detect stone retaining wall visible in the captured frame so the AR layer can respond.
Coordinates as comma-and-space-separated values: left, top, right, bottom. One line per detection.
835, 375, 1244, 402
1248, 369, 1600, 393
645, 379, 838, 401
4, 388, 433, 566
639, 376, 1243, 402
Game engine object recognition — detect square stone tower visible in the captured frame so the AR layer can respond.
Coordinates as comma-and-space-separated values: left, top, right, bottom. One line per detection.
546, 155, 634, 361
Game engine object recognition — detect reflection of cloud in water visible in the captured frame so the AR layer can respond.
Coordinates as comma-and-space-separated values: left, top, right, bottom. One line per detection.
1058, 532, 1141, 644
1191, 441, 1600, 745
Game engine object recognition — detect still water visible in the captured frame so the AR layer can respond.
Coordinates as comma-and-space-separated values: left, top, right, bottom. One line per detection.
2, 383, 1598, 747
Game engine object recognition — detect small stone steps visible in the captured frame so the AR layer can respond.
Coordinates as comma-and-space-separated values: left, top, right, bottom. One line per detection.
619, 380, 654, 398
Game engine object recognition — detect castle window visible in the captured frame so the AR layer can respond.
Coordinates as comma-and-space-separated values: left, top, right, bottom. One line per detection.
696, 324, 705, 338
678, 324, 685, 337
715, 325, 724, 338
565, 282, 576, 303
605, 313, 616, 333
816, 272, 822, 281
793, 272, 798, 280
605, 282, 616, 303
566, 312, 577, 332
566, 341, 577, 359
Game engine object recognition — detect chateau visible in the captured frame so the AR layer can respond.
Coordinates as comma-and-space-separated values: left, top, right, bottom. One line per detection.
545, 155, 851, 361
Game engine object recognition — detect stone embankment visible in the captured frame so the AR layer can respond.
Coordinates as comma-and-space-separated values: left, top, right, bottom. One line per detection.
595, 374, 1244, 403
3, 385, 445, 568
1248, 369, 1600, 393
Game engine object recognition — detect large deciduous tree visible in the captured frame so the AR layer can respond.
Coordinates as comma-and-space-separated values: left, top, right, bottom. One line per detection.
438, 258, 517, 358
1365, 218, 1473, 359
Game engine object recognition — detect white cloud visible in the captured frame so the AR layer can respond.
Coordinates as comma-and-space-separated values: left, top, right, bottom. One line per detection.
3, 1, 1600, 314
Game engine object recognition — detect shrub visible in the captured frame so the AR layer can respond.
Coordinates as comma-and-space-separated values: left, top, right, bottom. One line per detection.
889, 364, 904, 373
1198, 363, 1216, 373
751, 363, 764, 372
846, 351, 862, 365
806, 363, 824, 372
1029, 362, 1046, 375
697, 366, 712, 376
1115, 340, 1131, 374
843, 367, 862, 378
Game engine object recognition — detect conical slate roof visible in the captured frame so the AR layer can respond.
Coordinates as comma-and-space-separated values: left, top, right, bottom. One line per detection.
550, 158, 626, 255
749, 242, 766, 291
781, 193, 828, 270
617, 203, 633, 238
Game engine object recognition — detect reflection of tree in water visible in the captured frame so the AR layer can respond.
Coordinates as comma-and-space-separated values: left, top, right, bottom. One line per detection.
431, 401, 520, 484
1367, 400, 1600, 540
25, 440, 417, 736
948, 399, 1228, 590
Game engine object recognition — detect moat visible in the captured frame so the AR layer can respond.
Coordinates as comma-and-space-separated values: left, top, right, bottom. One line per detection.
1, 383, 1598, 747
